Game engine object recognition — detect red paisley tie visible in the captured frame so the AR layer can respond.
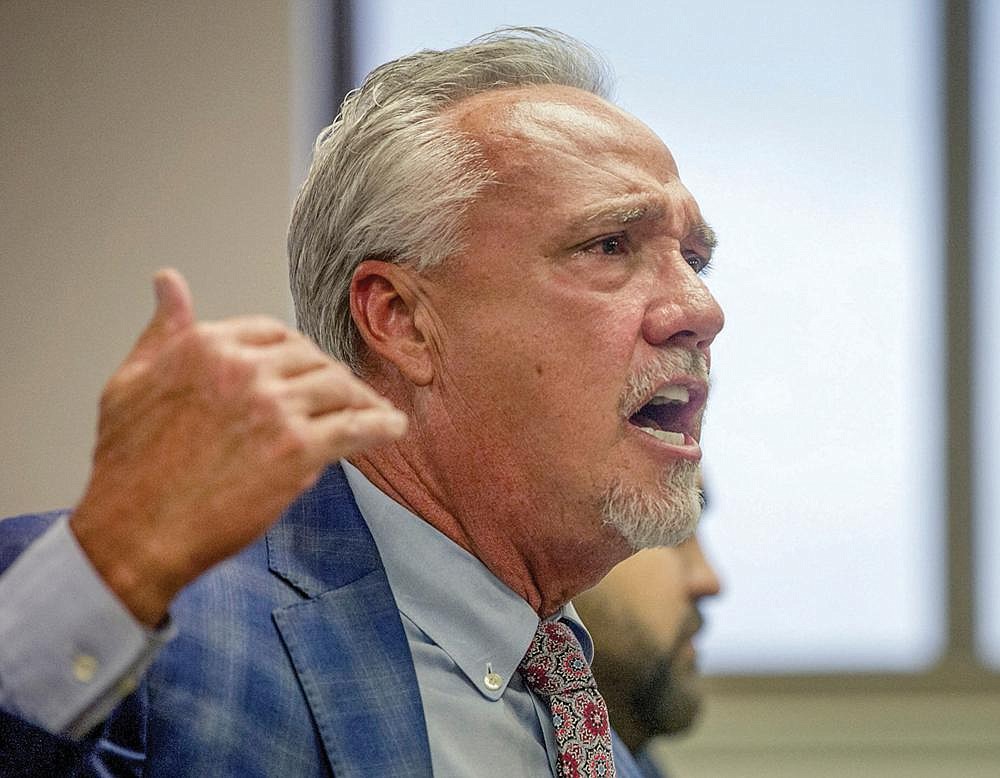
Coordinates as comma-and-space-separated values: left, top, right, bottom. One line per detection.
518, 621, 617, 778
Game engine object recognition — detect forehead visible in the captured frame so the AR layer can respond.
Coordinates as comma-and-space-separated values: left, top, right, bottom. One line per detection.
445, 85, 700, 234
448, 84, 672, 158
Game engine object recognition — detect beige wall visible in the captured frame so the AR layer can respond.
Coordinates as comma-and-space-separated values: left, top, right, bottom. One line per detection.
1, 1, 294, 516
657, 691, 1000, 777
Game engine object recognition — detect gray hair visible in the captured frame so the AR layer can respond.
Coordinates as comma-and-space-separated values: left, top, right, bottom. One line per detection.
287, 27, 612, 371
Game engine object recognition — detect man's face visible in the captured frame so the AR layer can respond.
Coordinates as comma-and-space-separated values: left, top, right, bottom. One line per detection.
414, 85, 724, 579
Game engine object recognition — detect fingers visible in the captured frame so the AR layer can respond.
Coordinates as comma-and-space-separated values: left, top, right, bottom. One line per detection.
225, 316, 295, 346
283, 364, 392, 416
128, 268, 195, 363
153, 268, 194, 326
255, 333, 331, 378
126, 269, 406, 459
307, 405, 408, 462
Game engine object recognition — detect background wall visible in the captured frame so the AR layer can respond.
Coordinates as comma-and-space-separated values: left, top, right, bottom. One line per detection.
1, 1, 294, 516
660, 691, 1000, 777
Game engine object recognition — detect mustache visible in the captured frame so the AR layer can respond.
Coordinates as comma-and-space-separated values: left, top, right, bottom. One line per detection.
619, 349, 710, 417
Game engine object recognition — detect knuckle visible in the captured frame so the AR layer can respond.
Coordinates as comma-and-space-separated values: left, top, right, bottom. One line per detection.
310, 349, 348, 374
241, 314, 291, 339
328, 363, 370, 397
187, 334, 260, 398
178, 324, 220, 365
283, 324, 309, 343
297, 343, 340, 375
211, 357, 256, 399
247, 387, 282, 423
328, 360, 356, 381
256, 314, 287, 331
188, 321, 217, 347
338, 414, 363, 440
272, 424, 310, 461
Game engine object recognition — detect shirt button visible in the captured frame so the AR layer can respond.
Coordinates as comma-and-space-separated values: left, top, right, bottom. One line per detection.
484, 672, 503, 691
72, 653, 99, 683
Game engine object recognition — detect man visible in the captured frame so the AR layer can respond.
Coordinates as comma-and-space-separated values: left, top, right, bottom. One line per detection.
0, 28, 723, 776
575, 531, 722, 777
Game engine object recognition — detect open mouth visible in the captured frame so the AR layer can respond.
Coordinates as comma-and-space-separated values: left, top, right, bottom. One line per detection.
627, 384, 700, 446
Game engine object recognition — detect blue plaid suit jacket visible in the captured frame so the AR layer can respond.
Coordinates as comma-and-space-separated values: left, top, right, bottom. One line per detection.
0, 465, 647, 777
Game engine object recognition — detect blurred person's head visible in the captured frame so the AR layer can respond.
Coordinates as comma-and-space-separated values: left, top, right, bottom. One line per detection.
575, 528, 721, 751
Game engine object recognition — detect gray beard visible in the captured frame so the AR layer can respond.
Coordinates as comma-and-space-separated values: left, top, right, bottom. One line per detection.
601, 461, 702, 550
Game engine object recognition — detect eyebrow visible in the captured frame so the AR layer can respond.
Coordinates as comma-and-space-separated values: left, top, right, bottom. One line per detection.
693, 221, 718, 253
573, 196, 718, 257
577, 197, 667, 229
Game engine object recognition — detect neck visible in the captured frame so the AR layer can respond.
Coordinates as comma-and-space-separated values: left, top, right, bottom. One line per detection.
349, 441, 629, 617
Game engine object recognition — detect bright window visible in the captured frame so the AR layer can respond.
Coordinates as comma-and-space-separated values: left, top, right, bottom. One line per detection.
353, 0, 945, 672
975, 0, 1000, 668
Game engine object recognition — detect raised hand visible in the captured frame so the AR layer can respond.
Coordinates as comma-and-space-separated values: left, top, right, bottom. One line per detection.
69, 269, 407, 626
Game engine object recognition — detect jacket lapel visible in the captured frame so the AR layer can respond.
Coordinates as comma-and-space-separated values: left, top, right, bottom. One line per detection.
267, 466, 433, 778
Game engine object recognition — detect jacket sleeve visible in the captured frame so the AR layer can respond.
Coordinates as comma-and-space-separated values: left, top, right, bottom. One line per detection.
0, 681, 149, 777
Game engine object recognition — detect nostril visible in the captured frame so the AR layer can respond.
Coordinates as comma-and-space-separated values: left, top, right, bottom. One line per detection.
665, 329, 699, 348
696, 335, 717, 352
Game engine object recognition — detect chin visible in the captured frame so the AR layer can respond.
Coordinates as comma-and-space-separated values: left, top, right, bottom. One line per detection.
655, 682, 703, 736
601, 460, 701, 550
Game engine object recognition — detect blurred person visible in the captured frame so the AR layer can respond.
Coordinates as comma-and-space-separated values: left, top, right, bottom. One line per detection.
0, 27, 724, 777
575, 531, 722, 777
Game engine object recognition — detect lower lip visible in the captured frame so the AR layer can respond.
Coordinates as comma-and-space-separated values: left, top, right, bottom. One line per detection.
627, 425, 702, 461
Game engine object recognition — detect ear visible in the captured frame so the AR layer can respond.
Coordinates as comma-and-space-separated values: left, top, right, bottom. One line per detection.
350, 260, 433, 386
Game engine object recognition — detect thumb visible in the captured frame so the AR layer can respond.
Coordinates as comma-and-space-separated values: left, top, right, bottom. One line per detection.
128, 268, 195, 362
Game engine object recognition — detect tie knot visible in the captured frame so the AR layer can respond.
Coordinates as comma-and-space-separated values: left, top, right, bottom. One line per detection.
519, 621, 597, 697
518, 620, 617, 777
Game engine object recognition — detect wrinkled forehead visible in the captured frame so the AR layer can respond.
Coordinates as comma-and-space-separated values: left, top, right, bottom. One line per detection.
446, 84, 680, 180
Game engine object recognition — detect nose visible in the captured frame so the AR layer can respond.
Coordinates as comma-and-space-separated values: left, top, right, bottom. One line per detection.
678, 535, 722, 600
641, 259, 725, 357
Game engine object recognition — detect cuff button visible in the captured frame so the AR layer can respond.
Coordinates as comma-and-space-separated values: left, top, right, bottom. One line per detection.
72, 653, 99, 683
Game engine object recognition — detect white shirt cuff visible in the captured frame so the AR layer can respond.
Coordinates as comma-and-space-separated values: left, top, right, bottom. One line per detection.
0, 515, 175, 738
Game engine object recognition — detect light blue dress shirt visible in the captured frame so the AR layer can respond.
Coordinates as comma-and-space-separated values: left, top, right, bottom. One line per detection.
343, 461, 593, 776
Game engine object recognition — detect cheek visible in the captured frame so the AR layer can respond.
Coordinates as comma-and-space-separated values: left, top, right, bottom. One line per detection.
443, 278, 646, 416
516, 311, 643, 427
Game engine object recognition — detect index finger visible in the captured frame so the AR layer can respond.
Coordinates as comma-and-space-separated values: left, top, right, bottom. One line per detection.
204, 315, 295, 346
285, 362, 394, 416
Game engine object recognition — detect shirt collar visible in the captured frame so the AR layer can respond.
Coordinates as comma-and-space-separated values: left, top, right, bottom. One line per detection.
342, 461, 592, 699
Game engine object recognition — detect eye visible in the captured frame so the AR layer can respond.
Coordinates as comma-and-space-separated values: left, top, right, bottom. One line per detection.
581, 233, 630, 257
684, 251, 712, 275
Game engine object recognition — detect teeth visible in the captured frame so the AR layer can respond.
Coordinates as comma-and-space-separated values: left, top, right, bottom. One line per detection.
638, 427, 686, 445
647, 385, 690, 405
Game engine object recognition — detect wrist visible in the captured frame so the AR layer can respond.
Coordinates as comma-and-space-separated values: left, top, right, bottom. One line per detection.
69, 502, 181, 628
